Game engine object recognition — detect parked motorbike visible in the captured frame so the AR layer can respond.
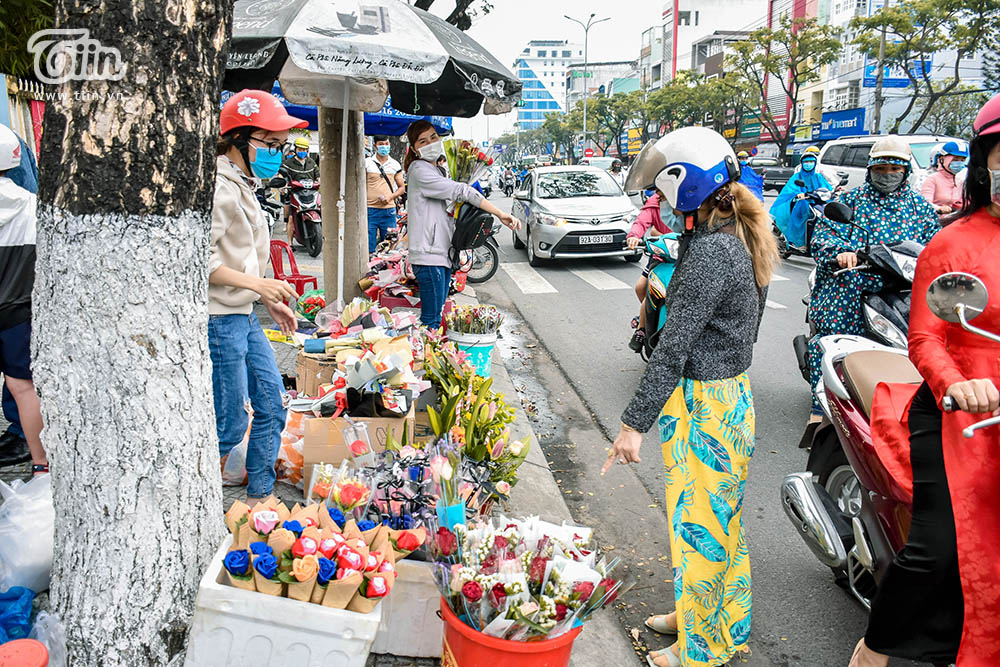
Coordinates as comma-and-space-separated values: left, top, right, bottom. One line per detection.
773, 176, 849, 259
781, 272, 999, 616
462, 219, 501, 284
792, 201, 923, 383
630, 234, 680, 362
286, 178, 323, 257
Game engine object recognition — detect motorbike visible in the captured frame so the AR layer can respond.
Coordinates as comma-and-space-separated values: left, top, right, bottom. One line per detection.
286, 178, 323, 257
630, 234, 681, 362
462, 219, 501, 284
781, 271, 999, 620
792, 201, 923, 383
773, 176, 849, 259
480, 182, 492, 199
257, 182, 283, 237
502, 175, 516, 198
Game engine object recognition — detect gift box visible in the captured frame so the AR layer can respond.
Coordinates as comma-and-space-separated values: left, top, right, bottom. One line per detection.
295, 351, 340, 397
302, 406, 415, 485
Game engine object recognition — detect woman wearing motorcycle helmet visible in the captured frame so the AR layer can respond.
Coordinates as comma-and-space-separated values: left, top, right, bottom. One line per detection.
211, 89, 305, 505
805, 137, 939, 420
921, 140, 968, 215
850, 95, 1000, 667
603, 127, 778, 667
769, 145, 832, 249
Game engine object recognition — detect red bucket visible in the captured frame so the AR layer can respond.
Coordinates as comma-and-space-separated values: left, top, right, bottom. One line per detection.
440, 597, 582, 667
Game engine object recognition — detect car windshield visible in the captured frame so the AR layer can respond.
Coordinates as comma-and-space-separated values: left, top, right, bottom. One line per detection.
909, 142, 941, 169
587, 157, 616, 170
536, 171, 622, 198
752, 158, 778, 166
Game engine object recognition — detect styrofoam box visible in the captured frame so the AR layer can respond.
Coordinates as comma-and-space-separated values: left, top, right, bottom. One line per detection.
371, 559, 443, 658
185, 536, 382, 667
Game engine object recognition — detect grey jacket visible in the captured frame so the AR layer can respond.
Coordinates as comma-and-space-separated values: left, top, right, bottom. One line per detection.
406, 159, 485, 267
622, 224, 767, 433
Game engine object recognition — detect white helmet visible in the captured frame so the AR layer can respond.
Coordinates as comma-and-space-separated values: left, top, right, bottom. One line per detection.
868, 135, 911, 162
624, 127, 739, 212
0, 125, 22, 172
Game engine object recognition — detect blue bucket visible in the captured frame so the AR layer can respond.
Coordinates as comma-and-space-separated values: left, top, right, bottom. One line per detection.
446, 331, 497, 378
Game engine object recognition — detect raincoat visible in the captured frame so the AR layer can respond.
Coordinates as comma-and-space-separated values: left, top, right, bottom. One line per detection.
739, 164, 764, 202
769, 168, 831, 247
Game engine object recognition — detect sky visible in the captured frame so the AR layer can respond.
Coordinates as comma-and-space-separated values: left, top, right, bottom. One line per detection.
425, 0, 667, 141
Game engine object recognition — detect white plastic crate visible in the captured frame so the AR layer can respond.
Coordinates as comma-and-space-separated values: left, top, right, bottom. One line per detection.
185, 536, 382, 667
371, 559, 442, 658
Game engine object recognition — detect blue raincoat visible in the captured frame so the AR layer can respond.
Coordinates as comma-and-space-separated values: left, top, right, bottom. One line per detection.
739, 164, 764, 202
769, 168, 831, 248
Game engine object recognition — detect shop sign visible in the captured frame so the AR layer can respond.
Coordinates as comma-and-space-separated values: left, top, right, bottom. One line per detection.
819, 107, 866, 140
627, 128, 643, 155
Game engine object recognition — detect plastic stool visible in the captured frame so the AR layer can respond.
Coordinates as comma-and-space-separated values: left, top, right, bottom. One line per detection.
0, 639, 48, 667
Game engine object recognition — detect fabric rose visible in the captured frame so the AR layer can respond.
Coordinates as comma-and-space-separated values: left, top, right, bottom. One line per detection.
292, 537, 318, 558
396, 530, 422, 552
496, 481, 511, 496
488, 582, 507, 609
462, 580, 483, 603
318, 537, 341, 559
223, 550, 251, 576
252, 510, 279, 535
555, 603, 569, 621
253, 553, 279, 579
366, 576, 390, 599
365, 553, 380, 572
349, 439, 370, 456
317, 557, 336, 585
337, 567, 361, 580
282, 520, 303, 536
291, 554, 319, 582
436, 527, 458, 556
358, 519, 377, 532
379, 560, 396, 574
337, 547, 363, 571
249, 542, 272, 557
573, 581, 595, 600
327, 506, 347, 528
494, 535, 509, 551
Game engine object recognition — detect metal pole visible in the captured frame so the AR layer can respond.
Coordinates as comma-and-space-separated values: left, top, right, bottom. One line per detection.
566, 14, 609, 155
872, 0, 890, 135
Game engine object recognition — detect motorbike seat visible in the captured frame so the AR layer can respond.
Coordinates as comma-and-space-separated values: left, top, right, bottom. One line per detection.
842, 350, 923, 419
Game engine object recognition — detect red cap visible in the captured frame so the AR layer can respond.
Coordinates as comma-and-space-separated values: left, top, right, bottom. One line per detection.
973, 93, 1000, 137
0, 639, 49, 667
220, 90, 308, 136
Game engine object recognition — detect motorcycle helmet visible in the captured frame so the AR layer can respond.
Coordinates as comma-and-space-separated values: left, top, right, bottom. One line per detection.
220, 90, 308, 179
736, 150, 749, 160
940, 140, 968, 159
804, 145, 821, 156
624, 127, 740, 213
973, 93, 1000, 136
0, 124, 22, 172
294, 137, 310, 150
868, 135, 911, 163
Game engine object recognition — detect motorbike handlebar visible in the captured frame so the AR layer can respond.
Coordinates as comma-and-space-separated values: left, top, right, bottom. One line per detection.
942, 396, 956, 412
832, 263, 872, 277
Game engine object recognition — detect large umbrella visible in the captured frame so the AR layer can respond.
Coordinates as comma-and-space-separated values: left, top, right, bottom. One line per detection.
226, 0, 519, 303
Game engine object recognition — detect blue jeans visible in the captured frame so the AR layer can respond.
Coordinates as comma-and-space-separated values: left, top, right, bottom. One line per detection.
413, 265, 451, 328
208, 313, 286, 498
367, 207, 396, 253
2, 385, 22, 438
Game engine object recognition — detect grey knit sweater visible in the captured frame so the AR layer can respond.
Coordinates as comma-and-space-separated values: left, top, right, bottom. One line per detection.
622, 223, 767, 433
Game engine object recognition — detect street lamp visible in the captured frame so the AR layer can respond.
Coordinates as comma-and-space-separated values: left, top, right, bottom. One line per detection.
565, 13, 609, 155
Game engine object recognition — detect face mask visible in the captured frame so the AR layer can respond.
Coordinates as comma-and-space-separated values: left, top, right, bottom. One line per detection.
801, 159, 816, 172
419, 140, 444, 162
250, 146, 283, 180
377, 145, 391, 157
991, 169, 1000, 207
738, 160, 748, 167
870, 170, 906, 194
947, 160, 966, 174
296, 150, 308, 159
659, 203, 685, 233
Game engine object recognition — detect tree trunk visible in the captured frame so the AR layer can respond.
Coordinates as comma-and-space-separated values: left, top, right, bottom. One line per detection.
34, 1, 229, 664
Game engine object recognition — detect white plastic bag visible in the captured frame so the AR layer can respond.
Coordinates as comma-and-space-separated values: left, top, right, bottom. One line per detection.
29, 611, 66, 667
0, 474, 54, 593
221, 439, 248, 486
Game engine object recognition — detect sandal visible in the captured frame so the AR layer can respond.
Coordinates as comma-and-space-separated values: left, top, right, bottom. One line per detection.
646, 647, 681, 667
645, 614, 678, 635
32, 464, 49, 476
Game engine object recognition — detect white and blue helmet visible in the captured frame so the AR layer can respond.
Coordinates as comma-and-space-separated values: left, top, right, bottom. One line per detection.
624, 127, 740, 213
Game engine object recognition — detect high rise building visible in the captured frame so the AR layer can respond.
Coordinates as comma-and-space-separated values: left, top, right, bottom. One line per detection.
514, 40, 583, 130
660, 0, 767, 81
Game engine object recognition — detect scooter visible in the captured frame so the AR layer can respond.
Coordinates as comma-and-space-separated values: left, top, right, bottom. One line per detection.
781, 271, 999, 614
773, 176, 849, 259
502, 176, 516, 198
462, 219, 502, 284
286, 178, 323, 257
630, 234, 680, 362
792, 201, 923, 382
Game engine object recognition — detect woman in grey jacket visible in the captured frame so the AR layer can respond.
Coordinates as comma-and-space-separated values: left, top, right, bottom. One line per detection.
403, 120, 519, 328
603, 128, 778, 667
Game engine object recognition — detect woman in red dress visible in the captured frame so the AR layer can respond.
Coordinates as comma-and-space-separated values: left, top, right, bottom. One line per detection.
851, 95, 1000, 667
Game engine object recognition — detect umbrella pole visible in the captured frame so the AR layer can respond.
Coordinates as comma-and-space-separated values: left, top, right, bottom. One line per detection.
336, 85, 350, 306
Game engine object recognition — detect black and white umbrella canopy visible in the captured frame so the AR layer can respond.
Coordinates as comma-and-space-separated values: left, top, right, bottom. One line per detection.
225, 0, 522, 117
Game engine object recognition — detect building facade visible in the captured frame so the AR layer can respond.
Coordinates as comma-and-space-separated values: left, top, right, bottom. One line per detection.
661, 0, 767, 82
690, 30, 751, 78
565, 61, 640, 110
514, 40, 583, 130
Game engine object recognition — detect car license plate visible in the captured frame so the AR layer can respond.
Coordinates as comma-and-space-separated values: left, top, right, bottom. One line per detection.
580, 234, 614, 245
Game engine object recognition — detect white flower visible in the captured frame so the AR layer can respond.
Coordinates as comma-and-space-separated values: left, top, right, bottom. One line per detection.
237, 96, 261, 118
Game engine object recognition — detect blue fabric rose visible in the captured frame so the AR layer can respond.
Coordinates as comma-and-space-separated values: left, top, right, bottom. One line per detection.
327, 507, 346, 528
254, 553, 279, 579
249, 542, 272, 556
223, 549, 251, 577
282, 520, 303, 536
317, 557, 336, 585
358, 519, 377, 531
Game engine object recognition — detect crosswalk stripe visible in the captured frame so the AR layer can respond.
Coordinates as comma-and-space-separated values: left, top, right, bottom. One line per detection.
501, 263, 558, 294
568, 268, 632, 291
771, 273, 790, 282
766, 300, 787, 310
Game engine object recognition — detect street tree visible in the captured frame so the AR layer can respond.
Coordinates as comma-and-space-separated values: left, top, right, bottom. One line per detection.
726, 15, 841, 159
852, 0, 1000, 133
913, 85, 991, 136
412, 0, 493, 30
0, 0, 54, 77
542, 111, 579, 162
33, 0, 229, 663
593, 92, 640, 158
985, 32, 1000, 93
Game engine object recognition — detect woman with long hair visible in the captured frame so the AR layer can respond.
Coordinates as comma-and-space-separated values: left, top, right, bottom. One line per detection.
849, 95, 1000, 667
604, 127, 778, 667
403, 120, 519, 328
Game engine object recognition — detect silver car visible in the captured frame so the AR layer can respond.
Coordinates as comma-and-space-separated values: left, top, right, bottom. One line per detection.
510, 166, 641, 266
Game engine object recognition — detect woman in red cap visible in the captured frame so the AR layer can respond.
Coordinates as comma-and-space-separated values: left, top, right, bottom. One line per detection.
211, 90, 306, 505
850, 94, 1000, 666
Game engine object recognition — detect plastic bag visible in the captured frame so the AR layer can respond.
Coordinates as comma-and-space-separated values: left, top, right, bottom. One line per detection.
276, 410, 311, 488
0, 586, 33, 642
221, 403, 252, 487
0, 474, 54, 593
296, 289, 326, 322
29, 611, 66, 667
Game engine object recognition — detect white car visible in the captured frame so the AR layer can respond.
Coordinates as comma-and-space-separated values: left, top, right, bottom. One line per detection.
817, 134, 963, 192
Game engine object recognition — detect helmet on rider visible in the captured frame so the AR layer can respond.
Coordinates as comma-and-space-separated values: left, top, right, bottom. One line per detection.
964, 93, 1000, 213
294, 137, 310, 149
973, 93, 1000, 137
867, 136, 912, 194
611, 158, 622, 171
804, 146, 821, 156
219, 90, 308, 180
624, 126, 740, 213
0, 124, 22, 172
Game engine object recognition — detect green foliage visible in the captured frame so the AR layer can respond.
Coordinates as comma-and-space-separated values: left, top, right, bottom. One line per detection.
412, 0, 493, 31
914, 84, 991, 136
0, 0, 54, 78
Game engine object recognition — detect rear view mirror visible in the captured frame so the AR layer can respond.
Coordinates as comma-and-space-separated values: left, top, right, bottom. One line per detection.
824, 201, 854, 224
926, 272, 988, 323
268, 176, 287, 189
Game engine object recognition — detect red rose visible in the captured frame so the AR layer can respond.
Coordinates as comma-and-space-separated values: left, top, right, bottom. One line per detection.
336, 567, 360, 580
529, 555, 548, 585
555, 603, 569, 621
436, 527, 458, 556
367, 576, 391, 598
488, 582, 507, 609
480, 555, 498, 575
462, 580, 483, 603
337, 548, 363, 571
349, 439, 369, 456
493, 535, 508, 550
291, 537, 318, 558
364, 553, 380, 572
599, 577, 619, 605
339, 484, 364, 508
318, 539, 338, 559
573, 581, 595, 600
396, 530, 422, 552
487, 157, 494, 166
478, 151, 486, 161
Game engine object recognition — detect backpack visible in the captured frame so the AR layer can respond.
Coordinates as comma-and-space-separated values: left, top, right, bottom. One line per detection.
449, 203, 493, 270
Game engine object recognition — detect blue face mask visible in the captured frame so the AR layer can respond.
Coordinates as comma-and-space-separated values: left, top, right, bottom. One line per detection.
801, 159, 817, 172
947, 160, 966, 174
377, 145, 391, 157
250, 146, 284, 180
296, 150, 308, 159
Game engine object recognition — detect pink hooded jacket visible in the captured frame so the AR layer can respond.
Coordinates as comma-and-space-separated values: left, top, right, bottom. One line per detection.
628, 193, 671, 239
921, 168, 962, 210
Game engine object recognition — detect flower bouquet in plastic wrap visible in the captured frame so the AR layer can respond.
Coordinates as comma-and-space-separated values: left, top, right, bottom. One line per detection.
443, 139, 496, 186
429, 516, 632, 640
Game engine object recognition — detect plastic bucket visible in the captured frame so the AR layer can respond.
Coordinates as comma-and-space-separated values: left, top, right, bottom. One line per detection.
446, 331, 497, 378
0, 639, 48, 667
440, 597, 582, 667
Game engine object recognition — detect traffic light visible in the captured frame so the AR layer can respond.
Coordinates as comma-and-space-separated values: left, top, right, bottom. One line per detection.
516, 99, 526, 107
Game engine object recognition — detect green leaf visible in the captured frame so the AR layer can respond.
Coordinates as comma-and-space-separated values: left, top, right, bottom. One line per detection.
277, 571, 297, 584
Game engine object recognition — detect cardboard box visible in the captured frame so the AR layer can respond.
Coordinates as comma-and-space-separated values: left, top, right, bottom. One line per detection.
295, 350, 339, 396
303, 405, 415, 475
